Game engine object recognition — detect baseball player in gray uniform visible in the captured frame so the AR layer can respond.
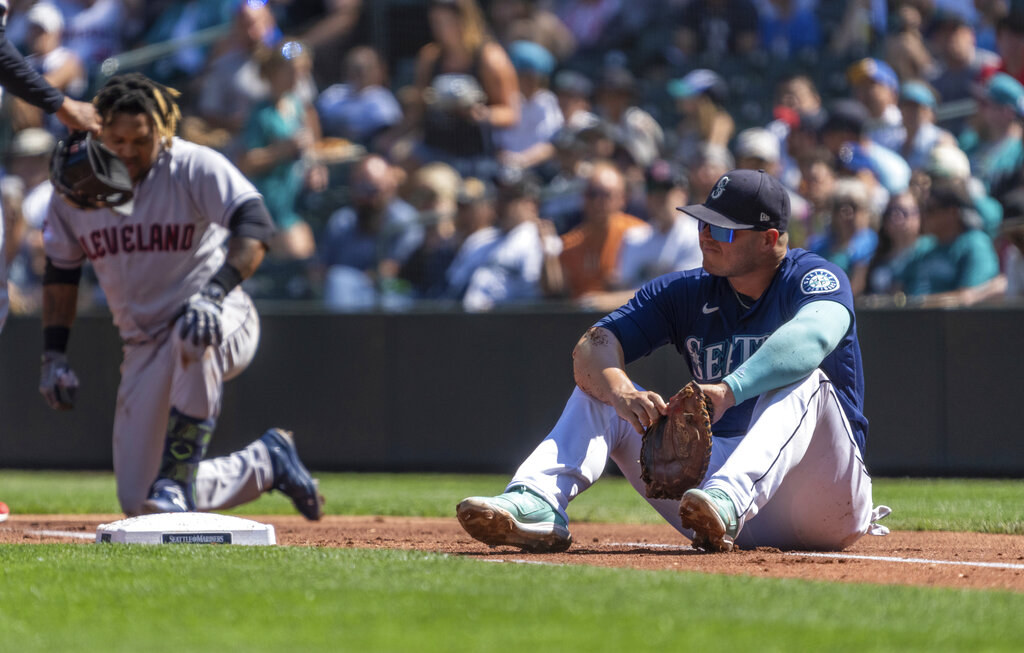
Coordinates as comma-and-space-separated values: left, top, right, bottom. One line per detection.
38, 73, 323, 520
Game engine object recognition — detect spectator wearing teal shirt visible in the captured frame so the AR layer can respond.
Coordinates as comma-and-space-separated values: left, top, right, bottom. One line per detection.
865, 191, 926, 296
237, 41, 327, 260
958, 73, 1024, 198
901, 178, 1000, 305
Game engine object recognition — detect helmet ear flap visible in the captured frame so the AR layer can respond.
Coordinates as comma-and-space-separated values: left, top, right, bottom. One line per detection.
50, 132, 134, 210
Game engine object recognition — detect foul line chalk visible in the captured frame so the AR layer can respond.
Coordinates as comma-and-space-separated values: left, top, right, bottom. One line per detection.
792, 551, 1024, 571
607, 542, 1024, 570
483, 558, 562, 566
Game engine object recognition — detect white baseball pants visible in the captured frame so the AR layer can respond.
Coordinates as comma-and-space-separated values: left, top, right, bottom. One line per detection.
113, 289, 275, 516
509, 370, 888, 551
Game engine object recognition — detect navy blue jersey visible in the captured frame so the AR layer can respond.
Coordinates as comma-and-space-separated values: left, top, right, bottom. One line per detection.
596, 248, 868, 453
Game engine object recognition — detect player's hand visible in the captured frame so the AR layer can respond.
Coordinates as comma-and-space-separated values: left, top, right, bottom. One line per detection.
179, 285, 225, 358
39, 351, 79, 410
610, 388, 668, 435
678, 382, 735, 425
54, 97, 101, 135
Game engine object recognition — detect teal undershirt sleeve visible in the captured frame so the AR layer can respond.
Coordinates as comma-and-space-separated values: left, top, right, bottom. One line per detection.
722, 300, 851, 405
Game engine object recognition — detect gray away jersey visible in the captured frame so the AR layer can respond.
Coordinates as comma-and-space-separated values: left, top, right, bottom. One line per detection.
43, 138, 261, 343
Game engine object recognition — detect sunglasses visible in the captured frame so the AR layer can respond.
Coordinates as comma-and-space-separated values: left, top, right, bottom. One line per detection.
697, 219, 735, 243
584, 186, 612, 200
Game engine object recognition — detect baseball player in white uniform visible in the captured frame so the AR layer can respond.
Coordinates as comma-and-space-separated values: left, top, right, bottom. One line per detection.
459, 170, 890, 552
38, 73, 323, 519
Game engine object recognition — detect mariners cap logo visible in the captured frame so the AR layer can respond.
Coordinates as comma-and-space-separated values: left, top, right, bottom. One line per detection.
801, 268, 840, 294
710, 175, 730, 199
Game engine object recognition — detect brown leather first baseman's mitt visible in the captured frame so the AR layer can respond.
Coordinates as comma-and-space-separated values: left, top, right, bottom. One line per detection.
640, 381, 713, 500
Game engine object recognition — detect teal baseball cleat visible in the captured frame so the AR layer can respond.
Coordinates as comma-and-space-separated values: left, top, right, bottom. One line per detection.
457, 486, 571, 553
679, 487, 739, 552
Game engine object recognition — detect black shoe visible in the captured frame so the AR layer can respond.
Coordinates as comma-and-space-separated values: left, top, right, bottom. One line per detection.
260, 429, 324, 521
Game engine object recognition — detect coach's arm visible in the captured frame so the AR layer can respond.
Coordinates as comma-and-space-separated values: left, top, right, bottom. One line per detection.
572, 326, 669, 435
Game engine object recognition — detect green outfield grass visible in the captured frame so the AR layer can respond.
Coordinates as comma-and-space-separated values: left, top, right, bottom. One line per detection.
1, 471, 1023, 652
1, 471, 1023, 533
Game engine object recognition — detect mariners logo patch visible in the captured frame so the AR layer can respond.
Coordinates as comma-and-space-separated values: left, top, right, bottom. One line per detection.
711, 176, 730, 199
801, 269, 840, 294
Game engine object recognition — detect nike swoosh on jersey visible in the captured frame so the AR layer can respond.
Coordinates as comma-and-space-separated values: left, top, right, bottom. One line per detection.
702, 303, 719, 314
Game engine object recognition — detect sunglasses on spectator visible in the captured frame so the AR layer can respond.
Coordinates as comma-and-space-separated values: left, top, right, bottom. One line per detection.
697, 220, 736, 243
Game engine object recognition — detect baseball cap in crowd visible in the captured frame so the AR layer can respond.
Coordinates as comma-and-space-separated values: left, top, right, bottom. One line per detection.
553, 70, 593, 97
931, 6, 972, 31
495, 167, 541, 202
598, 67, 636, 93
26, 2, 63, 33
734, 127, 781, 164
677, 169, 790, 234
822, 99, 870, 137
508, 40, 555, 76
899, 81, 938, 109
645, 158, 688, 192
981, 72, 1024, 117
668, 69, 727, 103
927, 143, 971, 179
847, 58, 899, 90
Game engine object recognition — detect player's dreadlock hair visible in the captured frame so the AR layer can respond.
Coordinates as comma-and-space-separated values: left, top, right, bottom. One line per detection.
93, 73, 182, 148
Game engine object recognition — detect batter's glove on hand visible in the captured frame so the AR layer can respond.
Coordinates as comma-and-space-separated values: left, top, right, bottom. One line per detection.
180, 284, 225, 352
639, 381, 713, 500
39, 351, 79, 410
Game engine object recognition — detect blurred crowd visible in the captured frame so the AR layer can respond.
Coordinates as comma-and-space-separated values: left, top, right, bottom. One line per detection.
4, 0, 1024, 313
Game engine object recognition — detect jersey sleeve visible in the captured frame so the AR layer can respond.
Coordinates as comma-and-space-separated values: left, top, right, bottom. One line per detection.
42, 197, 86, 269
789, 257, 856, 321
0, 27, 65, 113
594, 270, 694, 363
181, 143, 263, 227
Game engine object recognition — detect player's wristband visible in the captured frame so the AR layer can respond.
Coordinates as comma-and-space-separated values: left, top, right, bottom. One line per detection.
209, 263, 244, 296
43, 326, 71, 353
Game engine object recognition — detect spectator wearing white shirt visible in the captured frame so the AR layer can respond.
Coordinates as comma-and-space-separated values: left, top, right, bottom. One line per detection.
462, 171, 558, 311
495, 40, 563, 172
614, 159, 701, 289
445, 177, 502, 299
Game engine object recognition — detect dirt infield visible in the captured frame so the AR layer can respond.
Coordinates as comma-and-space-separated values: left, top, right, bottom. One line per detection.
4, 514, 1024, 592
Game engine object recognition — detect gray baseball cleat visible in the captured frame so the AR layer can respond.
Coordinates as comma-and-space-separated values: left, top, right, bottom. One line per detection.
679, 488, 739, 552
457, 486, 572, 553
141, 479, 192, 514
260, 428, 325, 521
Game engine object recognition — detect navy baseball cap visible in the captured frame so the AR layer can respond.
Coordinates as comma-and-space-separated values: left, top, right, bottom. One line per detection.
677, 169, 790, 232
